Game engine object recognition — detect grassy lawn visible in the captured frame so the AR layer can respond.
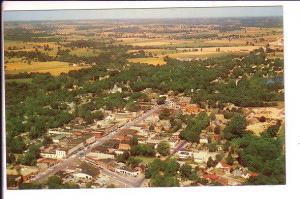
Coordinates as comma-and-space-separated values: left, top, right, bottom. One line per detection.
136, 156, 156, 164
5, 61, 90, 76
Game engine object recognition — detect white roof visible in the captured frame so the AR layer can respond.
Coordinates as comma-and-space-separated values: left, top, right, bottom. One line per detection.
193, 151, 208, 159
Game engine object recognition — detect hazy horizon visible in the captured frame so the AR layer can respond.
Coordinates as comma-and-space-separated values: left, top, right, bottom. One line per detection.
3, 6, 283, 22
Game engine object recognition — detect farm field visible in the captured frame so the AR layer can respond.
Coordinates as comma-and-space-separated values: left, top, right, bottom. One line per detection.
5, 61, 89, 76
128, 57, 166, 65
127, 45, 260, 64
119, 38, 192, 47
69, 48, 102, 57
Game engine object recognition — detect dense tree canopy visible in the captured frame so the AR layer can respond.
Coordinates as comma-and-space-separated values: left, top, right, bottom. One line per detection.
145, 158, 180, 187
223, 114, 247, 140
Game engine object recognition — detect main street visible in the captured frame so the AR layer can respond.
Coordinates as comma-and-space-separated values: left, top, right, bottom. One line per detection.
30, 104, 165, 184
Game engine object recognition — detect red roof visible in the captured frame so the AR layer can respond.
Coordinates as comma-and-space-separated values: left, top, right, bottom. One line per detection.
250, 172, 259, 177
73, 131, 82, 136
203, 174, 219, 180
37, 158, 57, 164
202, 174, 228, 186
213, 134, 221, 140
219, 161, 231, 169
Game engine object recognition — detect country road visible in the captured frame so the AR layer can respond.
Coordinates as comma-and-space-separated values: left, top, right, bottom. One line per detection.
30, 104, 165, 184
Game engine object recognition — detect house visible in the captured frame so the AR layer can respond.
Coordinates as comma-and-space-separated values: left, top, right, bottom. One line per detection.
37, 158, 58, 170
48, 128, 71, 135
85, 156, 114, 169
73, 131, 83, 136
55, 137, 86, 159
55, 149, 68, 159
202, 173, 228, 186
212, 134, 221, 142
166, 100, 180, 109
114, 133, 132, 143
202, 173, 219, 181
184, 104, 202, 115
178, 96, 191, 105
199, 138, 209, 144
177, 151, 193, 159
40, 146, 57, 159
118, 143, 131, 151
216, 161, 232, 173
109, 84, 122, 93
232, 167, 250, 178
193, 151, 209, 163
93, 131, 105, 139
72, 173, 93, 181
114, 150, 124, 155
115, 166, 141, 177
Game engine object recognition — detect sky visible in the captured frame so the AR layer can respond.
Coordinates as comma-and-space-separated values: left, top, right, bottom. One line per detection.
3, 6, 283, 21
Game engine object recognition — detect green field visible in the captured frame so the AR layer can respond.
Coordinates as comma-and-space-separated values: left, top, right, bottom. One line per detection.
5, 78, 32, 83
69, 48, 102, 57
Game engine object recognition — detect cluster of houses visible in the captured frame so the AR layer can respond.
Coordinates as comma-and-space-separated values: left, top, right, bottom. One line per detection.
8, 89, 280, 189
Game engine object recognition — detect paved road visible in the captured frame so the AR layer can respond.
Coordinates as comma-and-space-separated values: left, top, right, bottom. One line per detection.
99, 166, 145, 188
30, 104, 164, 183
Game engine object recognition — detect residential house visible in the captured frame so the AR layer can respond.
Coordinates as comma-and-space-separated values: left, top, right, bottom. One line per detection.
183, 104, 202, 115
118, 143, 131, 151
202, 173, 228, 186
177, 151, 193, 159
193, 151, 208, 163
93, 131, 105, 139
109, 84, 122, 93
216, 161, 232, 173
199, 138, 209, 144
